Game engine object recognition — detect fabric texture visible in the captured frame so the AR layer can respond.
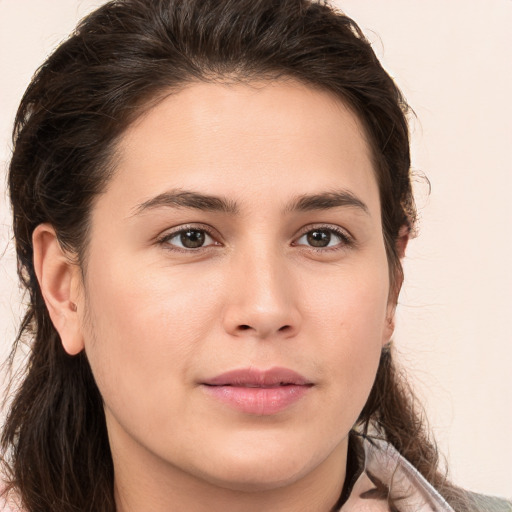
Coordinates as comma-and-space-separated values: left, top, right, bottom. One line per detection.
340, 437, 454, 511
339, 437, 512, 512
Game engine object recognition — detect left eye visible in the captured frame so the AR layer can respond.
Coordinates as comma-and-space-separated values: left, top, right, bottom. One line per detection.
163, 229, 216, 249
295, 228, 348, 248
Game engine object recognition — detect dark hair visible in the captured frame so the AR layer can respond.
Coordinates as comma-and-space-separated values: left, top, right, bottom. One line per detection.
2, 0, 469, 510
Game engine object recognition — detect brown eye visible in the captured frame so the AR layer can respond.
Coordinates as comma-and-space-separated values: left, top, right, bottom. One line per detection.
295, 227, 350, 250
306, 229, 331, 247
180, 229, 206, 248
162, 228, 216, 250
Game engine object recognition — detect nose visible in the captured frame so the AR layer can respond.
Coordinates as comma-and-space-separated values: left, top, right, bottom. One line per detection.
221, 249, 301, 340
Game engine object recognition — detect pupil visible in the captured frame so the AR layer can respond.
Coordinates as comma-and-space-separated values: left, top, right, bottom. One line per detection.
307, 230, 330, 247
181, 230, 205, 248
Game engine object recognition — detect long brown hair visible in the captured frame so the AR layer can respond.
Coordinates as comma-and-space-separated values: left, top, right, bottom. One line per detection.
2, 1, 468, 510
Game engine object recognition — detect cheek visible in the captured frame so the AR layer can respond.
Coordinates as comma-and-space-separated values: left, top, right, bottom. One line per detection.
79, 259, 221, 415
303, 257, 390, 344
300, 259, 389, 415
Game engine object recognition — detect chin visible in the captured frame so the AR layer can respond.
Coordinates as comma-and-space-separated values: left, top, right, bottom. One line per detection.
204, 460, 312, 493
190, 437, 328, 493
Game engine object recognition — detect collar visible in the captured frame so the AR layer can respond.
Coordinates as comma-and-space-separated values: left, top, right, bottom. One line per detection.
339, 437, 454, 512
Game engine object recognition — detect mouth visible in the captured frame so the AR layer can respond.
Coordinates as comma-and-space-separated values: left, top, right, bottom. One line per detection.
202, 367, 313, 387
212, 383, 300, 388
201, 367, 314, 415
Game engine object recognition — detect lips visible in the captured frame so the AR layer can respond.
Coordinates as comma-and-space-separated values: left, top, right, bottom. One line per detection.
201, 367, 313, 415
203, 367, 312, 387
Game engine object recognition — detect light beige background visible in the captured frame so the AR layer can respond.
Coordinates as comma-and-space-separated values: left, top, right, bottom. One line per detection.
1, 0, 511, 498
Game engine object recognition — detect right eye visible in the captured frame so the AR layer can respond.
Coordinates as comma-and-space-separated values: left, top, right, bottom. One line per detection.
159, 227, 219, 250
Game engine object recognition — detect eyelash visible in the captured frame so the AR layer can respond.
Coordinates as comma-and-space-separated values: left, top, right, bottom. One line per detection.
156, 224, 354, 253
156, 224, 220, 253
293, 225, 354, 253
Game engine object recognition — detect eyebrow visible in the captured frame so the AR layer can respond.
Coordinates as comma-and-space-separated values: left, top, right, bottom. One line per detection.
285, 190, 369, 215
131, 188, 369, 216
132, 190, 240, 216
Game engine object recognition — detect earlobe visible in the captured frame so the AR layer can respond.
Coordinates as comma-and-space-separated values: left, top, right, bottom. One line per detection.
396, 224, 410, 259
382, 306, 396, 347
382, 225, 410, 347
32, 224, 84, 355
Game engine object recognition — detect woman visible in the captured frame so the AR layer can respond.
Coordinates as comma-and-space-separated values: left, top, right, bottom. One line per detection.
1, 0, 510, 510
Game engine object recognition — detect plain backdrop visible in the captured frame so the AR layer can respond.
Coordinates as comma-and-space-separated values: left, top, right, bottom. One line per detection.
1, 0, 511, 499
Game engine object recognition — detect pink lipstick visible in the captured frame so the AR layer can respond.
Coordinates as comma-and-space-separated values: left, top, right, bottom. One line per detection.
201, 367, 313, 415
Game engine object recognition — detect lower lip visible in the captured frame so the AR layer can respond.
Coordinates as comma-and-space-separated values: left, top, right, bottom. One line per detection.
201, 385, 312, 415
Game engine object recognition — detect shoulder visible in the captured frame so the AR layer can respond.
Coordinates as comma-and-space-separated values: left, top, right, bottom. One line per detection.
0, 498, 24, 512
351, 437, 512, 512
461, 490, 512, 512
0, 486, 24, 512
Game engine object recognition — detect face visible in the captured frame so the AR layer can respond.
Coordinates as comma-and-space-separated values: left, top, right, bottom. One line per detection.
74, 80, 393, 493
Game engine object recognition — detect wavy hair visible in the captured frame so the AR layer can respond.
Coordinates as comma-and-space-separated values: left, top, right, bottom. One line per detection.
2, 1, 469, 510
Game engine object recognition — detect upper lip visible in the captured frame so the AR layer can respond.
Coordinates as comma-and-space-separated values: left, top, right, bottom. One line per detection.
202, 367, 313, 388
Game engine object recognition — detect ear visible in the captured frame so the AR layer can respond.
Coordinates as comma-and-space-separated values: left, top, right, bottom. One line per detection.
382, 225, 410, 346
32, 224, 84, 355
396, 224, 410, 260
382, 308, 396, 347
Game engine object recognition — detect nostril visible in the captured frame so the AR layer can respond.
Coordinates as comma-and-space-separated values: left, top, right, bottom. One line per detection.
234, 324, 293, 335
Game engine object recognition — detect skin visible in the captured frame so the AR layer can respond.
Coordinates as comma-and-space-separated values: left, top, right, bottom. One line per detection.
34, 80, 397, 511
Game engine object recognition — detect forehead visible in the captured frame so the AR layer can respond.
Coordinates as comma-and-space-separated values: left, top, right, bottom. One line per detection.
101, 79, 379, 217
